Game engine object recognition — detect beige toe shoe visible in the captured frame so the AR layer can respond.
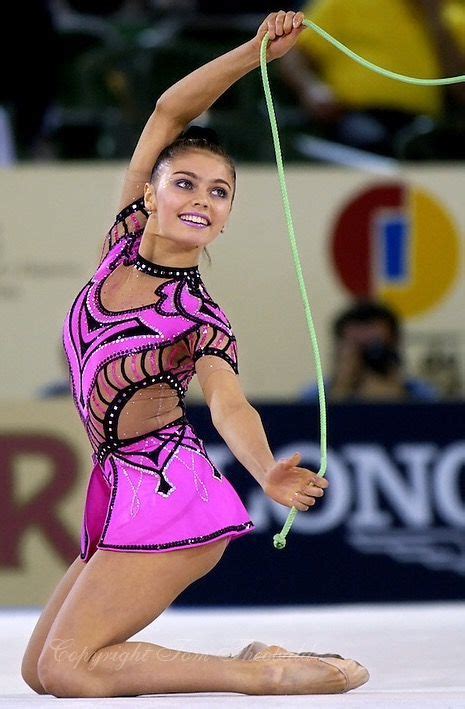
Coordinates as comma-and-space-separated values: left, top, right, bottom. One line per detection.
316, 656, 370, 692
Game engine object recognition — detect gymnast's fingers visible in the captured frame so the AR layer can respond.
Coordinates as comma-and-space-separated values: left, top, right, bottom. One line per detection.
291, 492, 315, 511
304, 483, 325, 498
293, 11, 305, 28
284, 451, 302, 468
301, 470, 329, 489
275, 10, 287, 36
266, 12, 278, 41
282, 11, 296, 34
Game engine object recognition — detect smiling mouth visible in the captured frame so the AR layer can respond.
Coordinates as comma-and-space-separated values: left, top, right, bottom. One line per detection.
179, 213, 211, 228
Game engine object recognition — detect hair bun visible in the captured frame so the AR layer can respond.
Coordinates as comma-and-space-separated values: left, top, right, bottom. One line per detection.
181, 125, 221, 146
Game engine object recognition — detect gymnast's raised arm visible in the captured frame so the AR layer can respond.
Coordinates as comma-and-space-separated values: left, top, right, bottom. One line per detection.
116, 10, 306, 212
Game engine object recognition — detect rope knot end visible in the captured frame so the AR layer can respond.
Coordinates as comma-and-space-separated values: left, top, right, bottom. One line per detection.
273, 533, 287, 550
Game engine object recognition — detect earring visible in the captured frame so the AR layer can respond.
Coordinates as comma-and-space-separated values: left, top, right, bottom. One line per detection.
220, 227, 224, 233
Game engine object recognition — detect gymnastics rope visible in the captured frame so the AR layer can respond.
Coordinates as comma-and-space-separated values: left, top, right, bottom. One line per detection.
262, 18, 465, 550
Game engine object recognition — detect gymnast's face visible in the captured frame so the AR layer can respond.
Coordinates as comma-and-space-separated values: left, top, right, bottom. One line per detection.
145, 150, 234, 248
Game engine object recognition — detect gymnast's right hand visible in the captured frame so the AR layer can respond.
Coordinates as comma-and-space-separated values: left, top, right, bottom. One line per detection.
252, 10, 306, 61
261, 452, 328, 511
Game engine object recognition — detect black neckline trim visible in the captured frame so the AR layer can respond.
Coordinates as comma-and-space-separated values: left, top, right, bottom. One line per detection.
134, 253, 200, 280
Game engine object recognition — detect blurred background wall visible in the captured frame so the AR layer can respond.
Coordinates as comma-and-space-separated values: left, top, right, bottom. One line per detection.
1, 164, 464, 402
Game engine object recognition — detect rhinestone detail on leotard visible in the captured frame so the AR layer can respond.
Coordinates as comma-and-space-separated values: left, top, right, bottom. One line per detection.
134, 253, 201, 282
96, 522, 254, 552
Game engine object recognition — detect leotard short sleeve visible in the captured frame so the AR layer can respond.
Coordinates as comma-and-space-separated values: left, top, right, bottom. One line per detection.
98, 196, 149, 265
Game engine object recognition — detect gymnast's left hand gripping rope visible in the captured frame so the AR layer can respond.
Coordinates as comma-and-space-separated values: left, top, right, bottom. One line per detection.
261, 18, 465, 551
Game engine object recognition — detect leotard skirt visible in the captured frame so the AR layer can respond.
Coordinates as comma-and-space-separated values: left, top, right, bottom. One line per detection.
80, 416, 255, 560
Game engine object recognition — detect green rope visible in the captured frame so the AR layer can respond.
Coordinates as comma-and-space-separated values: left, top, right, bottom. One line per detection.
301, 18, 465, 86
260, 31, 327, 552
261, 19, 465, 551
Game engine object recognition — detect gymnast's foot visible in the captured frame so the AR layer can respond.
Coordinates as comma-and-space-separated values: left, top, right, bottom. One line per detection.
234, 640, 344, 660
234, 641, 269, 660
234, 642, 369, 694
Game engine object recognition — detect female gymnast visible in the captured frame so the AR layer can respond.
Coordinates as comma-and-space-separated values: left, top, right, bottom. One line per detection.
22, 10, 368, 697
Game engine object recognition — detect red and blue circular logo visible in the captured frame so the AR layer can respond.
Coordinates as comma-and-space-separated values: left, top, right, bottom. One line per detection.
330, 183, 460, 318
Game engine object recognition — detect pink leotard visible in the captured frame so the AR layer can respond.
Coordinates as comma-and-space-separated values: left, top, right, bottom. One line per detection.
63, 197, 254, 560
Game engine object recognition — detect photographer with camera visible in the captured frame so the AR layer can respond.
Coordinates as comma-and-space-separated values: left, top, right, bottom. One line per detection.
301, 301, 439, 403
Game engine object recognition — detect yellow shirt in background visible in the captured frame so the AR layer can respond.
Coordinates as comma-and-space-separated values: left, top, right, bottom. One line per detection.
297, 0, 465, 116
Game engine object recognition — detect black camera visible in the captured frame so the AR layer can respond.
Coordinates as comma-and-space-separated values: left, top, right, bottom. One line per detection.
361, 340, 401, 376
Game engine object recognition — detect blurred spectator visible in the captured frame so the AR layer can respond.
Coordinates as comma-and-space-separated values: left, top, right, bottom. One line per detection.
0, 0, 58, 159
301, 301, 439, 403
416, 335, 463, 397
280, 0, 465, 158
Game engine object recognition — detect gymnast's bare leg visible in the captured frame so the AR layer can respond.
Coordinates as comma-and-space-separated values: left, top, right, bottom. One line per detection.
21, 556, 87, 694
34, 541, 367, 697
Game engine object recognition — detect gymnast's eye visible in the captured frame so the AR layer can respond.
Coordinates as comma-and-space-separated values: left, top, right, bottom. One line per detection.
212, 186, 228, 198
175, 179, 193, 189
